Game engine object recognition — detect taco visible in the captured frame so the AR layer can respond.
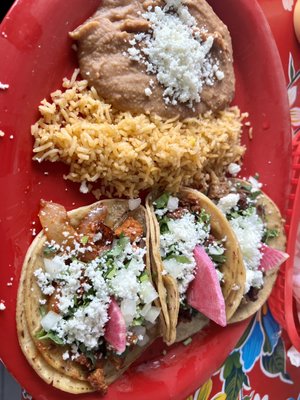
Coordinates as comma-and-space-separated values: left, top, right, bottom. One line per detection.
211, 177, 289, 323
16, 199, 161, 394
146, 188, 246, 345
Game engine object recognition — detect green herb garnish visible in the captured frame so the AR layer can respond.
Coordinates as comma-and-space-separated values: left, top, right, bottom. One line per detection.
164, 254, 191, 264
236, 181, 252, 192
108, 234, 130, 257
139, 272, 149, 282
155, 193, 170, 209
249, 190, 261, 200
241, 206, 256, 217
159, 216, 170, 234
43, 245, 57, 257
36, 329, 64, 345
105, 265, 117, 279
197, 209, 210, 225
132, 317, 145, 326
183, 337, 192, 346
262, 228, 279, 243
210, 254, 226, 265
79, 343, 97, 367
81, 235, 89, 245
39, 305, 47, 317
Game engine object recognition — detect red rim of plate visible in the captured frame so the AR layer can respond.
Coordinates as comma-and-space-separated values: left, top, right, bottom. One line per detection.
0, 0, 291, 399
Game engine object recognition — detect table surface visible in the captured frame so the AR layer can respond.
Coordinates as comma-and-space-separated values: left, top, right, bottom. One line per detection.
1, 0, 300, 399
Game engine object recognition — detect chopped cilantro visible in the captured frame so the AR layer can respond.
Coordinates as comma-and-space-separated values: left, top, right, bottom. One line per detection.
210, 253, 226, 265
79, 343, 96, 367
262, 228, 279, 243
228, 210, 240, 220
132, 317, 145, 326
81, 235, 89, 245
241, 206, 256, 217
159, 216, 170, 234
236, 181, 252, 192
165, 254, 191, 264
139, 272, 149, 282
108, 235, 130, 257
73, 295, 78, 308
155, 193, 170, 209
249, 190, 261, 200
183, 337, 192, 346
43, 245, 57, 257
36, 329, 64, 345
105, 265, 117, 279
228, 206, 256, 220
39, 305, 47, 317
197, 209, 210, 225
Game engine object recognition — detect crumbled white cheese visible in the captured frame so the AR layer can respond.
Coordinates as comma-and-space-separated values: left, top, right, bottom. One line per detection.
217, 193, 240, 215
155, 207, 168, 217
35, 233, 158, 352
34, 268, 55, 295
159, 211, 208, 295
111, 269, 140, 301
229, 212, 264, 293
215, 70, 225, 80
144, 87, 152, 96
163, 257, 195, 289
167, 196, 179, 211
228, 163, 241, 176
128, 198, 141, 210
244, 269, 264, 294
127, 0, 224, 107
62, 351, 70, 360
56, 297, 110, 350
93, 232, 102, 242
248, 176, 262, 192
0, 303, 6, 311
79, 180, 91, 194
0, 82, 9, 90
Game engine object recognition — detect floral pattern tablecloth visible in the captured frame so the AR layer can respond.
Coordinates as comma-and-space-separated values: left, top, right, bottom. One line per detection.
20, 1, 300, 399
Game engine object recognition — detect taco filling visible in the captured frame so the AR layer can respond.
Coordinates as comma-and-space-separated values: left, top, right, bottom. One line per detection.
32, 200, 160, 393
215, 178, 288, 302
152, 192, 227, 326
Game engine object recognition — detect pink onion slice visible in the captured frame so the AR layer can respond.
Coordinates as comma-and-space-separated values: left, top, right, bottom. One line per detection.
104, 298, 127, 353
187, 245, 226, 327
259, 244, 289, 272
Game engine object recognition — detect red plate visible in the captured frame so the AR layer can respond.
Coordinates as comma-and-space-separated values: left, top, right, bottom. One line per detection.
0, 0, 291, 399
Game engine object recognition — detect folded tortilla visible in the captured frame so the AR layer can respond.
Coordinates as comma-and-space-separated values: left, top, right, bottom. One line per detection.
16, 199, 160, 394
226, 179, 287, 323
146, 187, 246, 345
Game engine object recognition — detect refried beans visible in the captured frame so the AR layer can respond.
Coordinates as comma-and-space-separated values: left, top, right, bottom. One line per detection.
70, 0, 235, 119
